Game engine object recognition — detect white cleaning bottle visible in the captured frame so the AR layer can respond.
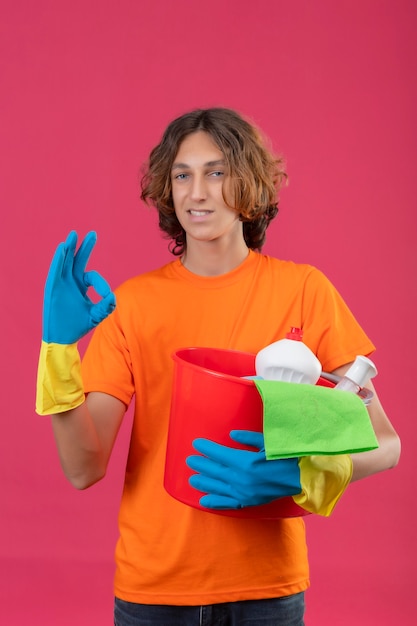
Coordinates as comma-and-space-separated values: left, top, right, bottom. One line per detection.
255, 327, 322, 384
334, 355, 377, 393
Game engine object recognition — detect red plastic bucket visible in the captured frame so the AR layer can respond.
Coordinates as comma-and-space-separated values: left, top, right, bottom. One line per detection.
164, 347, 334, 519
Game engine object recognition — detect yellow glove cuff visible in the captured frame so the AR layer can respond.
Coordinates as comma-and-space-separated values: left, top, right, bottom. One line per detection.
293, 454, 353, 517
36, 341, 85, 415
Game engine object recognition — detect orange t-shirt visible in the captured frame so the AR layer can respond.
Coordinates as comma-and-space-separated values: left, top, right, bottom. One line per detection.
81, 251, 375, 605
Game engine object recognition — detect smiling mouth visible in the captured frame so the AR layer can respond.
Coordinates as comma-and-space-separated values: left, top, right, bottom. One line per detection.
188, 210, 213, 216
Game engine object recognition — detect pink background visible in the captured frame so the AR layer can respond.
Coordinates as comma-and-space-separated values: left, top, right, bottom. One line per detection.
1, 1, 415, 623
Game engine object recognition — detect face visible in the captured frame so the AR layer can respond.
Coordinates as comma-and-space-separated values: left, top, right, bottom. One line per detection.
171, 131, 243, 247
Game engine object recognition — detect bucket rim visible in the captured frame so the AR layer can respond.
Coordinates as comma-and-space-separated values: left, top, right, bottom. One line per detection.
171, 346, 257, 385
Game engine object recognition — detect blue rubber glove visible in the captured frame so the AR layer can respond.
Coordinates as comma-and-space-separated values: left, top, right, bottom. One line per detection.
186, 430, 302, 509
43, 230, 116, 344
36, 231, 116, 415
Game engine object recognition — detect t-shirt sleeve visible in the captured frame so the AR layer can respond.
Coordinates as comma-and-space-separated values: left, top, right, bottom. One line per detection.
81, 305, 135, 407
300, 267, 376, 373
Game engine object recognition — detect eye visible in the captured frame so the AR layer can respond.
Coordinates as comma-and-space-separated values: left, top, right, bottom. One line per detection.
209, 170, 224, 178
174, 173, 189, 181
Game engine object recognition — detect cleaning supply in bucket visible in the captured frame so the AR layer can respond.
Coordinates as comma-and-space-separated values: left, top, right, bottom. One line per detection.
334, 355, 377, 393
253, 333, 379, 460
255, 327, 322, 384
255, 378, 379, 459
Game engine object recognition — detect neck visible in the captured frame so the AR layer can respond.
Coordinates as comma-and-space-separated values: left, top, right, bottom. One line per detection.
181, 238, 250, 276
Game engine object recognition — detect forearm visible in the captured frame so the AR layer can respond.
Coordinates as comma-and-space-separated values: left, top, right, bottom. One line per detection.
350, 427, 401, 482
51, 402, 105, 489
51, 392, 125, 490
330, 367, 401, 484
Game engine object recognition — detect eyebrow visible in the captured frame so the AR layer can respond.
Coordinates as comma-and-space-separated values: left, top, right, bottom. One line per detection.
171, 159, 226, 171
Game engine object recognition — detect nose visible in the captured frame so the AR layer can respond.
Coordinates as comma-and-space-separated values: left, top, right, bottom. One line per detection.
190, 174, 207, 202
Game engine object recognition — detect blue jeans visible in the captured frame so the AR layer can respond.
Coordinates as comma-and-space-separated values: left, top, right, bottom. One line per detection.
114, 593, 305, 625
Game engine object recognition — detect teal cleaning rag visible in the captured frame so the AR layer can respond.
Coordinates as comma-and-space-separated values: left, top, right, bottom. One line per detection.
254, 380, 379, 460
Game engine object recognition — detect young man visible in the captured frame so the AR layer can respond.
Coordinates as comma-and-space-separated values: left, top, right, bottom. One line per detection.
36, 108, 400, 625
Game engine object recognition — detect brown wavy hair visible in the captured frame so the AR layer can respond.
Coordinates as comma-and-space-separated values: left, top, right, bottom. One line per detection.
140, 108, 287, 255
